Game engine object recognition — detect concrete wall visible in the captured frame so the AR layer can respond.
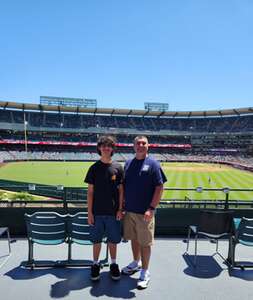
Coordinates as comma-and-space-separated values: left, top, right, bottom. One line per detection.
1, 207, 253, 236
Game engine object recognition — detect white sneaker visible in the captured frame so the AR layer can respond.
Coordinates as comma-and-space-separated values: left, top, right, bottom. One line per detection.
137, 270, 150, 289
121, 261, 141, 275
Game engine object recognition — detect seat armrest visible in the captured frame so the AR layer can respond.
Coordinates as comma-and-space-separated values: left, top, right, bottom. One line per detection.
189, 225, 197, 234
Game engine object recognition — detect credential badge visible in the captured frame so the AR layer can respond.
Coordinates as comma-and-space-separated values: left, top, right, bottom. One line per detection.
142, 165, 150, 171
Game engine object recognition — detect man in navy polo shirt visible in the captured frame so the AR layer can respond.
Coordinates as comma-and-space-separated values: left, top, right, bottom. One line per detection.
122, 136, 167, 289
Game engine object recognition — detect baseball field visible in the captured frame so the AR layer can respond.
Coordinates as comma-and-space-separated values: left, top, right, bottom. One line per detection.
0, 161, 252, 201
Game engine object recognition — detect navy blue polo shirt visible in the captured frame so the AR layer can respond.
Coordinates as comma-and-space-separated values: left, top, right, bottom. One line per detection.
124, 157, 167, 214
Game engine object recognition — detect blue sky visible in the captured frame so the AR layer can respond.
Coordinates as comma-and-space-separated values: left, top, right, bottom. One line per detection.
0, 0, 253, 111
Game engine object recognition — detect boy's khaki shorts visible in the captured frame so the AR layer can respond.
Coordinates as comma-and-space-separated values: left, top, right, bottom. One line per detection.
123, 212, 155, 247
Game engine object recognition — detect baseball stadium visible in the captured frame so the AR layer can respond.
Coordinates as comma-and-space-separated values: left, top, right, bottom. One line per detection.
0, 100, 253, 200
1, 99, 253, 299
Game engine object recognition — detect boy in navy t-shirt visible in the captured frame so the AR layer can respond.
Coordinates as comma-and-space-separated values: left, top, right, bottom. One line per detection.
85, 136, 123, 281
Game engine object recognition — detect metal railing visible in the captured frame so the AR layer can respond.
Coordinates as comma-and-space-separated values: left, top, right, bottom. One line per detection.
0, 184, 253, 210
161, 187, 253, 209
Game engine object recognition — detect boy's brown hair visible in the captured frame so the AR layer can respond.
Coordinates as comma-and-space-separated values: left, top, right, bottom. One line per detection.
97, 135, 116, 156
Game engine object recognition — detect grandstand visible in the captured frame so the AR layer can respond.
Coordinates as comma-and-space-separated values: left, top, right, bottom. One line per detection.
1, 100, 253, 232
0, 100, 253, 167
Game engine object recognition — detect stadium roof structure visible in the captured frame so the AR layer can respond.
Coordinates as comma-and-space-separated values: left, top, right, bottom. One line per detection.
0, 100, 253, 118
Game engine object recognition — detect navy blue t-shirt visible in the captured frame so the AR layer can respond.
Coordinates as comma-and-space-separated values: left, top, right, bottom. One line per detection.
84, 160, 124, 215
124, 157, 167, 214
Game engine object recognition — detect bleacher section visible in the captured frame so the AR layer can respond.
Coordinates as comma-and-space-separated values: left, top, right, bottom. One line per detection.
0, 103, 253, 161
1, 108, 253, 132
1, 151, 253, 169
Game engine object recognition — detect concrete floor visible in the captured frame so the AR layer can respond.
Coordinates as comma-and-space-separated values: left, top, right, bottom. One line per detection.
1, 237, 253, 300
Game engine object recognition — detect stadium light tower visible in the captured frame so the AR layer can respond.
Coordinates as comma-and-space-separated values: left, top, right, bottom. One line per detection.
23, 112, 28, 159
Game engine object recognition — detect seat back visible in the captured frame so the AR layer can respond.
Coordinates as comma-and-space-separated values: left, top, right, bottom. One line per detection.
237, 217, 253, 246
25, 212, 67, 245
68, 212, 91, 245
198, 210, 233, 236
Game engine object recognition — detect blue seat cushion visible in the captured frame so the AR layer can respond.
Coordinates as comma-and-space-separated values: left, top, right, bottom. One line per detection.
72, 238, 92, 245
33, 239, 65, 245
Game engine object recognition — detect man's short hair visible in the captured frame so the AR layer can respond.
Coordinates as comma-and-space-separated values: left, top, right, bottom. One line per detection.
134, 135, 149, 144
97, 135, 116, 156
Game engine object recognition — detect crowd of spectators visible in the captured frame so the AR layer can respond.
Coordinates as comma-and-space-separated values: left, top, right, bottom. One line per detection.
1, 151, 253, 168
0, 109, 252, 163
161, 153, 253, 166
0, 130, 190, 145
1, 109, 253, 133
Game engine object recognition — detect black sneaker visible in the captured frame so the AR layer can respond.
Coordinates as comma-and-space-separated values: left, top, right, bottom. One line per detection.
110, 263, 121, 281
90, 264, 101, 281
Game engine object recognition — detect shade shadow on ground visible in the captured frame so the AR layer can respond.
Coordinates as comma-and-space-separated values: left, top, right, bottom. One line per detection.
183, 254, 224, 278
5, 265, 137, 299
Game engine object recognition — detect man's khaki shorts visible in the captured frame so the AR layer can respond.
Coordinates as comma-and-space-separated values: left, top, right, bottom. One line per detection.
123, 212, 155, 247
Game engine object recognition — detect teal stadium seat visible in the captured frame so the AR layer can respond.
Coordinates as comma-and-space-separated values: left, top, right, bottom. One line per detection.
229, 217, 253, 269
67, 212, 109, 266
25, 212, 67, 268
24, 211, 109, 269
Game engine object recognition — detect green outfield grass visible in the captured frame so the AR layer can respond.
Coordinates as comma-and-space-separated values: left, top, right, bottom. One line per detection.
0, 161, 253, 201
161, 162, 253, 201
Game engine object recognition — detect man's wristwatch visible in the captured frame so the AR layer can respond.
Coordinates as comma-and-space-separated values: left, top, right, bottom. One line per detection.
148, 205, 155, 211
